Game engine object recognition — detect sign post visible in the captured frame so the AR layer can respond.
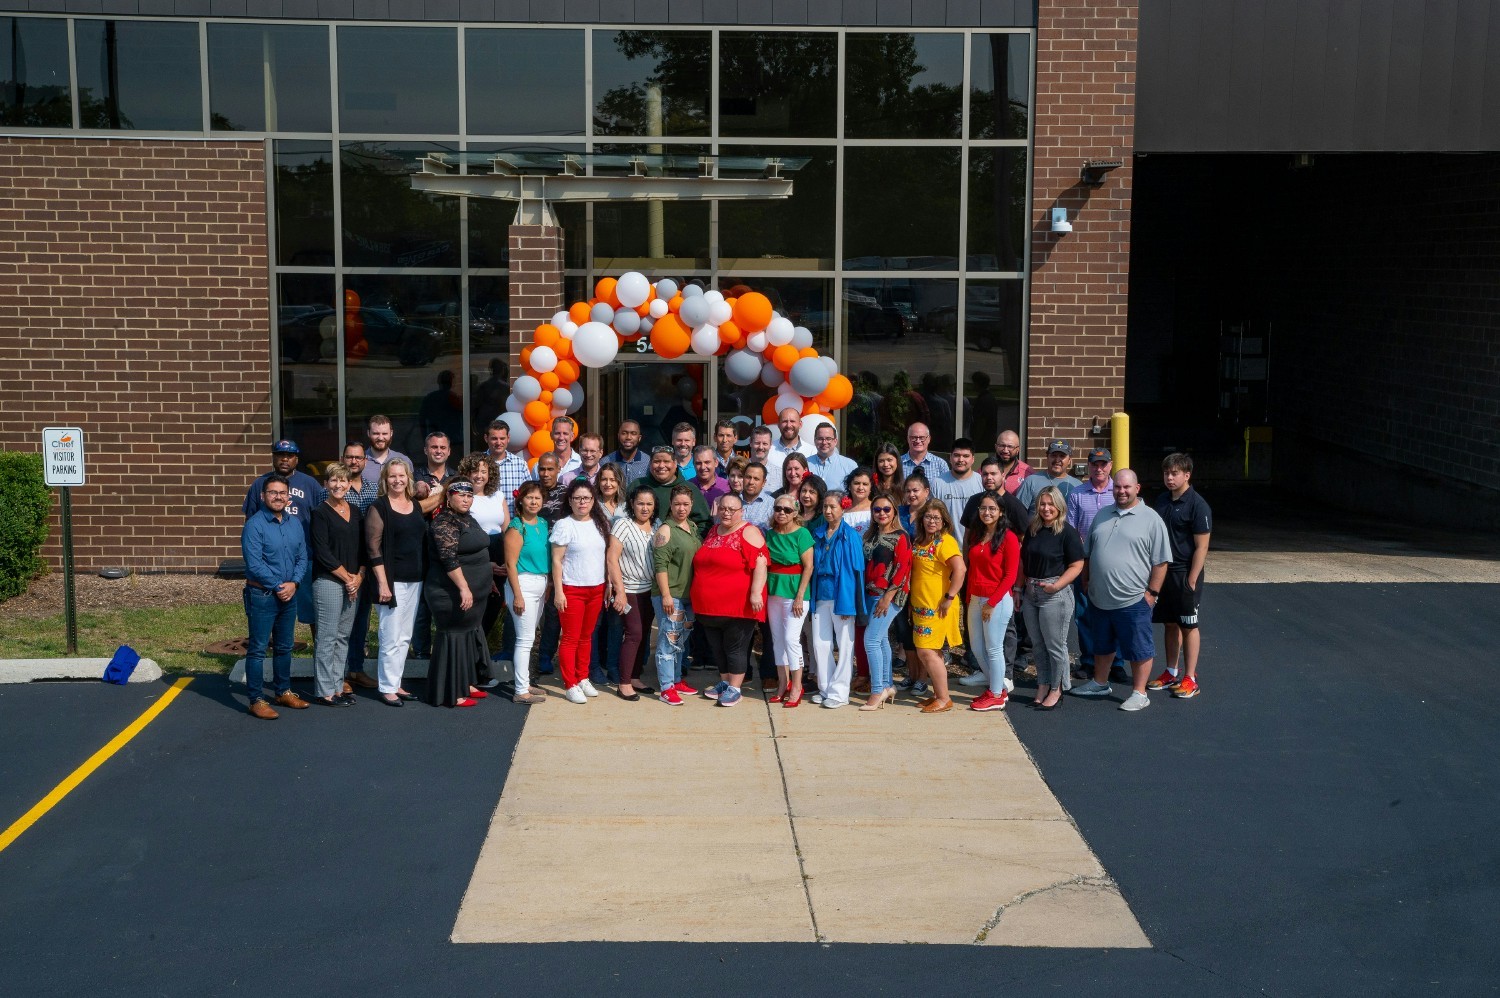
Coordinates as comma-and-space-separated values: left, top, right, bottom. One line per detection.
42, 427, 86, 654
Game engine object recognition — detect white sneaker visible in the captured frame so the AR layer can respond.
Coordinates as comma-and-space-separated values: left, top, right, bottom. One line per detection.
821, 698, 845, 709
810, 692, 825, 704
1003, 676, 1015, 693
957, 671, 988, 687
564, 685, 587, 704
1119, 691, 1150, 712
579, 678, 599, 698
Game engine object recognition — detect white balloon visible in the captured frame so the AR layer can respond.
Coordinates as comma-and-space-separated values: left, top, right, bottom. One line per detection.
724, 349, 762, 386
707, 300, 733, 326
639, 316, 654, 334
500, 411, 530, 450
572, 321, 619, 368
654, 278, 678, 300
560, 320, 579, 339
551, 406, 567, 418
760, 361, 785, 388
690, 323, 721, 357
789, 356, 832, 398
791, 326, 814, 349
703, 289, 724, 304
529, 344, 558, 373
513, 375, 542, 403
648, 298, 669, 319
820, 356, 839, 376
565, 382, 585, 415
503, 393, 521, 413
552, 387, 574, 411
679, 295, 710, 329
616, 271, 651, 309
551, 311, 570, 328
800, 414, 833, 449
775, 389, 803, 415
746, 331, 768, 354
612, 309, 641, 335
766, 316, 795, 346
590, 302, 615, 325
681, 283, 704, 297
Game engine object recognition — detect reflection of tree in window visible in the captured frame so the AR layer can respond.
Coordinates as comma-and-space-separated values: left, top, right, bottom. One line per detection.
969, 34, 1029, 140
593, 31, 709, 136
845, 34, 962, 139
718, 32, 836, 137
339, 143, 460, 269
3, 18, 72, 127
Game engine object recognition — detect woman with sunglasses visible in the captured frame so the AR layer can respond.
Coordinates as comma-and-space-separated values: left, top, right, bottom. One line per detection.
860, 491, 912, 710
907, 499, 966, 713
764, 493, 814, 706
422, 479, 492, 708
689, 493, 768, 707
549, 479, 612, 704
503, 481, 550, 705
809, 490, 868, 709
964, 490, 1021, 713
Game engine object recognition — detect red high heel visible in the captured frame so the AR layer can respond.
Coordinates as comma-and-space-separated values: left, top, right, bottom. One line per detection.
783, 692, 802, 708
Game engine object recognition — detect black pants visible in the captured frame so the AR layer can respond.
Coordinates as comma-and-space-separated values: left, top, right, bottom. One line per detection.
697, 614, 756, 678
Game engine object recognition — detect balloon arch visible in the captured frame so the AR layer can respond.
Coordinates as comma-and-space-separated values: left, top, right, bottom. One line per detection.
497, 272, 853, 461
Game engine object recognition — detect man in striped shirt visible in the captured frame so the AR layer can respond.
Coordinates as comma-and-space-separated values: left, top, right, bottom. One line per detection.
900, 422, 950, 480
1066, 447, 1124, 682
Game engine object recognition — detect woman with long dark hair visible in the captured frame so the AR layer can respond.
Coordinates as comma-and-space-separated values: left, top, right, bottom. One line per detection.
907, 499, 965, 714
422, 480, 492, 708
859, 490, 911, 710
872, 443, 904, 496
964, 490, 1020, 713
550, 478, 612, 704
808, 490, 867, 709
606, 484, 659, 700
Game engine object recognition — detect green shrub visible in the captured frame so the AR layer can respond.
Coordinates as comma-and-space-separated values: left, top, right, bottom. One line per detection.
0, 452, 51, 600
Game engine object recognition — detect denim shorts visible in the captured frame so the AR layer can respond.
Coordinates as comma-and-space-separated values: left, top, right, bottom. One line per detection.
1087, 598, 1154, 663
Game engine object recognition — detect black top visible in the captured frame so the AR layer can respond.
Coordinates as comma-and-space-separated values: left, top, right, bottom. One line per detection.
960, 489, 1030, 540
538, 482, 570, 525
1152, 487, 1213, 567
365, 497, 426, 583
1019, 526, 1086, 580
310, 500, 363, 580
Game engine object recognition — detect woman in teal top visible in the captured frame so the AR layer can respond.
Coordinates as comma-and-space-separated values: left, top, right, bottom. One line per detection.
765, 494, 815, 706
503, 481, 551, 704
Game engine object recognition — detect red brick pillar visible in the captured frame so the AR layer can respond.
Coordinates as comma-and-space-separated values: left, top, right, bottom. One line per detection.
507, 223, 565, 381
1027, 0, 1137, 465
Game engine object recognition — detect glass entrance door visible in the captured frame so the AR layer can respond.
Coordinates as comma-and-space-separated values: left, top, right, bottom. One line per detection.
591, 358, 711, 451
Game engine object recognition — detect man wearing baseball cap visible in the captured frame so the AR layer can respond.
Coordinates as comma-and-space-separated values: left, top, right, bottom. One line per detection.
244, 439, 325, 628
1014, 438, 1082, 512
1067, 446, 1128, 682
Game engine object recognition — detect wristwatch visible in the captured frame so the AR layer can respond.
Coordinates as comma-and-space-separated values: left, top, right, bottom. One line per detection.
1146, 588, 1159, 597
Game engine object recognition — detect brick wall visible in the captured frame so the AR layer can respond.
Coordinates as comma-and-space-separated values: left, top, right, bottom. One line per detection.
0, 137, 269, 574
506, 223, 564, 383
1027, 0, 1137, 466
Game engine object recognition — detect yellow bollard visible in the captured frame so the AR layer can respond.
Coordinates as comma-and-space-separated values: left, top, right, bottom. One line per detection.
1110, 412, 1130, 474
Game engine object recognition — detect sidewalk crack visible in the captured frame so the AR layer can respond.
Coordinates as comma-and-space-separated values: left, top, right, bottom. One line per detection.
973, 874, 1118, 943
765, 694, 823, 943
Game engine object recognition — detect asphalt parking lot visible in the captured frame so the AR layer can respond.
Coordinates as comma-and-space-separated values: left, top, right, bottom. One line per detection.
2, 582, 1497, 996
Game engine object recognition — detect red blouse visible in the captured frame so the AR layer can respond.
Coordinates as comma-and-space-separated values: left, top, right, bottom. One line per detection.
966, 531, 1021, 607
690, 524, 768, 620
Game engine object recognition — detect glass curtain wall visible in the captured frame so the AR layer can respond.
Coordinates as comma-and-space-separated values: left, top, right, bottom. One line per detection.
1, 18, 1033, 462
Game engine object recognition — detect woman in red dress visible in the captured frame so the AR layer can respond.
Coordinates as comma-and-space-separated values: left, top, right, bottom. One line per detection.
688, 495, 768, 708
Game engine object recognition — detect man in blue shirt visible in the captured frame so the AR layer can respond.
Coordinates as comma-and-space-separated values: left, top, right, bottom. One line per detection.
807, 421, 857, 490
244, 440, 324, 628
900, 422, 950, 480
241, 474, 310, 719
604, 419, 651, 487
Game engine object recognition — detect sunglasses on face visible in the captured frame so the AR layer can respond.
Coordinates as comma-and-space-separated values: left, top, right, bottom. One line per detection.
774, 506, 796, 514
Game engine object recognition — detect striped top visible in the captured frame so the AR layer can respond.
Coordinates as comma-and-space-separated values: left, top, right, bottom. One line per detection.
611, 517, 657, 592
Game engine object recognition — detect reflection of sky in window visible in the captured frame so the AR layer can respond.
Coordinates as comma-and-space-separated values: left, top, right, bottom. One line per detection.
209, 25, 330, 132
338, 27, 457, 134
4, 17, 69, 90
969, 34, 1028, 101
75, 20, 202, 130
466, 29, 584, 135
908, 34, 964, 91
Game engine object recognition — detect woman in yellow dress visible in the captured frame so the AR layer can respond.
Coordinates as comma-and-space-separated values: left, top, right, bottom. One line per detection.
906, 498, 966, 714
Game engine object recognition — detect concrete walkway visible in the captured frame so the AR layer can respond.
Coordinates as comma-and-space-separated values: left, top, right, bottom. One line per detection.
452, 677, 1147, 947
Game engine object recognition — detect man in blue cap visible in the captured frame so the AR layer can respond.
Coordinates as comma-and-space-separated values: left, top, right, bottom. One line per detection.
244, 440, 325, 629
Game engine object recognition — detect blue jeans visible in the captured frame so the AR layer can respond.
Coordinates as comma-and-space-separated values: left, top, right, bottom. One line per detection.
591, 607, 623, 684
863, 601, 900, 693
967, 593, 1014, 697
1074, 584, 1125, 667
244, 585, 296, 703
650, 594, 694, 689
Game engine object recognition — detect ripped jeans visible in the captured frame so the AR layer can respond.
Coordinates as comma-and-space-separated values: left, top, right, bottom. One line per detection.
650, 593, 695, 691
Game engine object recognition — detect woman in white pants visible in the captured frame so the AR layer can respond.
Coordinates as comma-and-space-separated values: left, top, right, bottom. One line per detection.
366, 459, 426, 706
763, 495, 814, 706
503, 481, 551, 705
808, 491, 868, 709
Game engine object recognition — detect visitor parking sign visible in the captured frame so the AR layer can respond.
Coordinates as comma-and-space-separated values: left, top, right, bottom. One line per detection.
42, 427, 86, 486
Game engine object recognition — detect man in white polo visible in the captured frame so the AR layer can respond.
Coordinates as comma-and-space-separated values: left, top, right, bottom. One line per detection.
1073, 469, 1171, 711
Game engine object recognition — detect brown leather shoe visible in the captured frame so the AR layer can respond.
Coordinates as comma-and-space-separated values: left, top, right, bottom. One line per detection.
347, 672, 378, 689
341, 680, 354, 696
249, 699, 279, 720
920, 698, 953, 714
852, 677, 871, 695
274, 691, 310, 709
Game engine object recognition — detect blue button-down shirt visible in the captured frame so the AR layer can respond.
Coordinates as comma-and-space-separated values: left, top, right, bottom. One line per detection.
244, 469, 324, 539
242, 507, 308, 590
605, 448, 652, 488
808, 451, 858, 490
901, 451, 950, 481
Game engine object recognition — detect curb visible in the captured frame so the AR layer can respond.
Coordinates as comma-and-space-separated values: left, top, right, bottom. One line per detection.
0, 658, 165, 685
230, 657, 432, 683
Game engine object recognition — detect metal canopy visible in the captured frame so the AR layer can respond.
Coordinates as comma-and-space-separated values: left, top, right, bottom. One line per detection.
410, 152, 799, 224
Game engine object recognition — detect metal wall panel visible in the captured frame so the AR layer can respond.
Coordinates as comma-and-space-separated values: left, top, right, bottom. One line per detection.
1137, 0, 1500, 152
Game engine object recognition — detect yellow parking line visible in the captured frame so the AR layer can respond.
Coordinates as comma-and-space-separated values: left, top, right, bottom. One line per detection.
0, 676, 193, 855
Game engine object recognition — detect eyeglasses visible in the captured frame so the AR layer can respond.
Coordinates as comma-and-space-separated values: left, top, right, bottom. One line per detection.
342, 454, 366, 462
264, 491, 289, 498
773, 505, 797, 514
720, 505, 743, 515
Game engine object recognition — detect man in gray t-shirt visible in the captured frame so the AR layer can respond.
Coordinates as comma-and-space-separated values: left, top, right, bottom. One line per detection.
1014, 439, 1082, 511
1074, 470, 1170, 711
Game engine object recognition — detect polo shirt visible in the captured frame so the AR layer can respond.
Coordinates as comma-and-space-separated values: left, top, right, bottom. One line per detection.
935, 471, 984, 542
1066, 482, 1115, 539
1152, 486, 1213, 568
244, 469, 325, 540
241, 507, 308, 590
695, 474, 731, 509
561, 465, 601, 487
995, 458, 1033, 495
362, 448, 411, 488
1015, 471, 1081, 512
901, 451, 950, 481
807, 451, 858, 489
1084, 502, 1171, 611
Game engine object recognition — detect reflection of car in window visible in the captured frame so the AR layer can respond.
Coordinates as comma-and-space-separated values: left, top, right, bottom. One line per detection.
277, 306, 441, 365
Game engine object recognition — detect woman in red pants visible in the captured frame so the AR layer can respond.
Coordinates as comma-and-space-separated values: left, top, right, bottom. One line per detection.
549, 479, 611, 704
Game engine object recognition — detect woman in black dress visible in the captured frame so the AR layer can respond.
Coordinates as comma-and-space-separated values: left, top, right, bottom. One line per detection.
423, 480, 492, 707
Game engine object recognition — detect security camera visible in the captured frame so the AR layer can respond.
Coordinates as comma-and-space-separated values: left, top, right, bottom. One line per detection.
1050, 207, 1072, 234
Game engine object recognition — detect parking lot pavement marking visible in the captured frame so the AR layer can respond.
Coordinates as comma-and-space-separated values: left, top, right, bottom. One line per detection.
0, 677, 192, 856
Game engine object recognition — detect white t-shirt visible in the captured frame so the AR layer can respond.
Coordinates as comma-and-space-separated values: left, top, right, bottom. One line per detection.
550, 515, 607, 587
470, 492, 508, 535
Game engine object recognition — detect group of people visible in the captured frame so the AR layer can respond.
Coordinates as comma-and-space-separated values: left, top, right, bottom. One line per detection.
238, 408, 1211, 718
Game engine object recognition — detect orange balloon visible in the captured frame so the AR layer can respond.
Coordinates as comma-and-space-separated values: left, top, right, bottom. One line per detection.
733, 292, 773, 333
534, 324, 560, 349
344, 288, 361, 308
568, 301, 591, 324
527, 429, 551, 458
520, 346, 533, 368
718, 320, 742, 344
523, 400, 550, 428
552, 336, 573, 361
554, 358, 580, 385
668, 294, 684, 313
636, 302, 651, 317
651, 314, 691, 360
802, 401, 821, 416
799, 346, 819, 359
539, 390, 553, 406
816, 373, 853, 410
761, 397, 780, 423
595, 277, 620, 309
771, 344, 800, 372
349, 338, 368, 359
731, 332, 748, 350
540, 371, 560, 391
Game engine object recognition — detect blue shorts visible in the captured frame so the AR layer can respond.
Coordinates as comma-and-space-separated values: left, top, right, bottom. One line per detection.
1087, 599, 1155, 663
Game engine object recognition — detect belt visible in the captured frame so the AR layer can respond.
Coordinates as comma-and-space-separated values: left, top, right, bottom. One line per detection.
767, 563, 802, 575
246, 580, 270, 591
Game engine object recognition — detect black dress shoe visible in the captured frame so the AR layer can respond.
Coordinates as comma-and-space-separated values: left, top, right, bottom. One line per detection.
380, 694, 404, 707
395, 690, 418, 701
312, 695, 354, 707
618, 691, 641, 702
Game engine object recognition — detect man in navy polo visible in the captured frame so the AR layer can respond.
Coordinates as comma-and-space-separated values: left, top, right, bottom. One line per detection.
244, 439, 324, 629
241, 473, 310, 719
